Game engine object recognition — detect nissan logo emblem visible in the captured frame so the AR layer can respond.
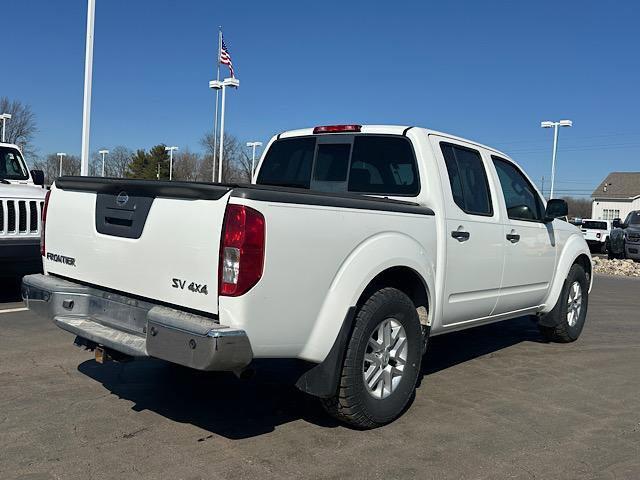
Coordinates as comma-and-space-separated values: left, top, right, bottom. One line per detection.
116, 191, 129, 207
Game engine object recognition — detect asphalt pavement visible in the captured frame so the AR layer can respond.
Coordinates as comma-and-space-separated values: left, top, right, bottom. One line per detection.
1, 275, 639, 479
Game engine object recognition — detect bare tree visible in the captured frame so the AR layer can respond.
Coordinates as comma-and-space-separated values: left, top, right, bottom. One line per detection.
200, 132, 251, 183
172, 148, 202, 181
33, 153, 80, 184
0, 97, 37, 157
561, 197, 592, 219
108, 146, 133, 178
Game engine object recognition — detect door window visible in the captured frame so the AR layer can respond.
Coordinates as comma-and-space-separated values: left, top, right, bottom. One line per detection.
440, 143, 493, 216
492, 156, 545, 222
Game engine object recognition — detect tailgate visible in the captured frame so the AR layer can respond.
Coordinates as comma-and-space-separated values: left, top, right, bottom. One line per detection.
43, 178, 232, 314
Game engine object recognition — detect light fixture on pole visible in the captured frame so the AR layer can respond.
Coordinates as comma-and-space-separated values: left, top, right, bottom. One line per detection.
165, 146, 178, 181
57, 153, 67, 177
80, 0, 96, 176
98, 149, 109, 177
246, 141, 262, 180
209, 77, 239, 183
540, 119, 572, 199
0, 113, 12, 142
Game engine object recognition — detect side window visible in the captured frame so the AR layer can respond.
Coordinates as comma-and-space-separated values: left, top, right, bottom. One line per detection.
492, 156, 545, 222
440, 143, 493, 216
348, 136, 419, 195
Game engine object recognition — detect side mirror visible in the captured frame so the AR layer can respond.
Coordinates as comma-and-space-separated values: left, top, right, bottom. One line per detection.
30, 169, 45, 187
544, 199, 568, 222
612, 218, 621, 229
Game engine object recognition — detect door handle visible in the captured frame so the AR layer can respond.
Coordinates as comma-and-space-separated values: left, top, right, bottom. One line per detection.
451, 230, 470, 242
506, 232, 520, 243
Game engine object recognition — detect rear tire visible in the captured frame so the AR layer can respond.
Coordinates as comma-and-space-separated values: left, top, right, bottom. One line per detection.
321, 287, 423, 429
538, 264, 589, 343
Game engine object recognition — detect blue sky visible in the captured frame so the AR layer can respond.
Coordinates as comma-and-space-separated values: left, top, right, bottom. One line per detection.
4, 0, 640, 195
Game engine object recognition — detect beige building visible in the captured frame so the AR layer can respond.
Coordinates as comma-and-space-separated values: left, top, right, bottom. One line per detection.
591, 172, 640, 220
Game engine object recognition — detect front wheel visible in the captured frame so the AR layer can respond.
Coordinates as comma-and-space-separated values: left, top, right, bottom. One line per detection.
321, 287, 423, 429
539, 263, 589, 343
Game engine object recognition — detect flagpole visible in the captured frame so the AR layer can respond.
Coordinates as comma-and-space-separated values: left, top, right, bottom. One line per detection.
211, 27, 222, 182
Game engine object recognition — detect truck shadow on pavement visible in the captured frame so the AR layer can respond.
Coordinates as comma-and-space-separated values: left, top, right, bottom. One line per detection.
77, 316, 544, 440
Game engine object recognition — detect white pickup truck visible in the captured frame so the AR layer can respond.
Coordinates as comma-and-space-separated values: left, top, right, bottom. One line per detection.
23, 125, 592, 428
0, 142, 46, 277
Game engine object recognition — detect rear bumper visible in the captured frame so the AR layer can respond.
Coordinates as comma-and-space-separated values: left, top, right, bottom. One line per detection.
21, 274, 253, 371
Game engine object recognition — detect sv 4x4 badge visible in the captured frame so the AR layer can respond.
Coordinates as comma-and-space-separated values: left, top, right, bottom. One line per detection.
172, 278, 208, 295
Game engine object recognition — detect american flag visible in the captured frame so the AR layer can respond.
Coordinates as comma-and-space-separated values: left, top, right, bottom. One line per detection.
220, 36, 234, 78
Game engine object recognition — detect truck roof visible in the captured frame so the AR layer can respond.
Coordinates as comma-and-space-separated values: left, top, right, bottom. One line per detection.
278, 125, 512, 159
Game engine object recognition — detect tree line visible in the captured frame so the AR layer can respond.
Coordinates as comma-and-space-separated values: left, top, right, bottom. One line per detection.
33, 132, 253, 185
2, 96, 253, 185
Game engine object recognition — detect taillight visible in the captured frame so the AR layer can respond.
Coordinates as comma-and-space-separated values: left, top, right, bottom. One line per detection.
40, 190, 51, 256
313, 124, 362, 134
219, 204, 265, 296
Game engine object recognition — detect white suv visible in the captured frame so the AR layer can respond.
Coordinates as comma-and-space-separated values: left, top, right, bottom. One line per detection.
0, 142, 46, 276
581, 219, 611, 253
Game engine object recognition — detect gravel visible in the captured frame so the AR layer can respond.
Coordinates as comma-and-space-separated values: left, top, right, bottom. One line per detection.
592, 256, 640, 277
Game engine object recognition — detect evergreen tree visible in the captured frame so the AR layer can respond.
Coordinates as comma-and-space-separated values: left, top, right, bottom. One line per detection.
126, 145, 169, 179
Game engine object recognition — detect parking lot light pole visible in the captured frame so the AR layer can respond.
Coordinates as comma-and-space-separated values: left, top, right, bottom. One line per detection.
246, 141, 262, 180
541, 119, 572, 199
214, 77, 239, 183
98, 149, 109, 177
165, 146, 178, 180
57, 153, 67, 177
0, 113, 12, 142
80, 0, 96, 176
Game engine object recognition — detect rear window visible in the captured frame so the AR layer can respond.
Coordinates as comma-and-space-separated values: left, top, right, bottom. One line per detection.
256, 135, 420, 196
583, 221, 608, 230
256, 137, 315, 189
349, 136, 419, 195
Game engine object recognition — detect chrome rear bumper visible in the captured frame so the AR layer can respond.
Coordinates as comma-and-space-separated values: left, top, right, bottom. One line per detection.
22, 274, 253, 371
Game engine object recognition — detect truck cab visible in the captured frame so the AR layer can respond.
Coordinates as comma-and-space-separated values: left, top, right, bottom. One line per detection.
0, 142, 46, 276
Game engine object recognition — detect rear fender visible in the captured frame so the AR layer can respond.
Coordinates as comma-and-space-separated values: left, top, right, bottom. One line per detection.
298, 231, 435, 363
540, 233, 592, 314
